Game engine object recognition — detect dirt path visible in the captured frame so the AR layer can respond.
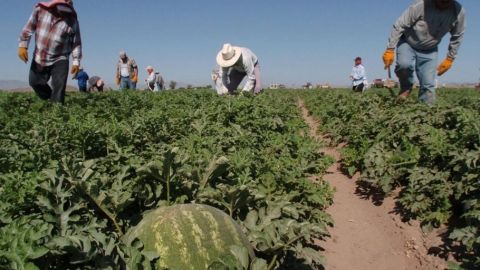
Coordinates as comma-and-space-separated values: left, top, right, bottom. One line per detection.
297, 99, 447, 270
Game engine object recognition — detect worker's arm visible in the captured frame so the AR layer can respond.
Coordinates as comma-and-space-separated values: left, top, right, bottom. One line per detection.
131, 59, 139, 82
446, 8, 466, 60
19, 7, 38, 49
242, 57, 256, 92
18, 7, 39, 63
71, 18, 82, 67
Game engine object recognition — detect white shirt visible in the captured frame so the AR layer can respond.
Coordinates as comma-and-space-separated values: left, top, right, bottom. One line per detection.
120, 62, 129, 77
221, 47, 258, 91
351, 64, 366, 86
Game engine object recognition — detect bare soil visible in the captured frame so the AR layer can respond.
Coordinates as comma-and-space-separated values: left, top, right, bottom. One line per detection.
297, 99, 448, 270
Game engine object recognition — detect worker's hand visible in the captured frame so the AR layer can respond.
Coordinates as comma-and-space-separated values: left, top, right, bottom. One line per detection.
70, 65, 79, 79
383, 48, 395, 69
437, 57, 453, 76
18, 47, 28, 63
131, 74, 138, 83
115, 76, 120, 85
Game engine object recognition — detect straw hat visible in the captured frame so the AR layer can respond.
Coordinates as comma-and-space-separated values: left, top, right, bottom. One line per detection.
216, 43, 242, 68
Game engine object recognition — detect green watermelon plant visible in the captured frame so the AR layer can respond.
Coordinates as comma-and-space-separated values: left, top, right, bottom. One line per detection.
302, 88, 480, 270
0, 90, 334, 269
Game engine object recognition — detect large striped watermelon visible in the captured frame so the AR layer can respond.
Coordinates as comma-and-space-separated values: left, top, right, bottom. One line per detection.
125, 204, 254, 270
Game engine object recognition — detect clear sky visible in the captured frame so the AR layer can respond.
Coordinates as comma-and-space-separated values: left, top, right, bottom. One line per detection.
0, 0, 479, 87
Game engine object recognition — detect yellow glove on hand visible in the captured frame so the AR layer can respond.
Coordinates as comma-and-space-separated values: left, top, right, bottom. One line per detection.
131, 74, 138, 83
18, 47, 28, 63
437, 57, 453, 76
70, 65, 79, 79
383, 48, 395, 69
115, 76, 120, 85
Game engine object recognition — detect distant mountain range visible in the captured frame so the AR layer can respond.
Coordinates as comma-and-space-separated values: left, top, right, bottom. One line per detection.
0, 80, 81, 92
0, 80, 30, 90
0, 80, 200, 91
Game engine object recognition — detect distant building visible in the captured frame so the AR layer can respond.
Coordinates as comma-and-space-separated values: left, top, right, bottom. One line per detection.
270, 83, 286, 89
317, 83, 331, 89
371, 79, 399, 89
302, 82, 313, 89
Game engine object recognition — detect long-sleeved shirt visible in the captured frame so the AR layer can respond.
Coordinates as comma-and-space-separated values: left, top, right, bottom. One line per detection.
19, 4, 82, 66
387, 0, 465, 59
351, 65, 366, 86
221, 47, 258, 91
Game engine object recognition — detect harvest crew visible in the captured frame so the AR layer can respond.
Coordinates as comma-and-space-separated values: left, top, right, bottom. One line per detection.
18, 0, 82, 104
383, 0, 466, 105
350, 57, 367, 93
115, 51, 138, 90
216, 43, 263, 95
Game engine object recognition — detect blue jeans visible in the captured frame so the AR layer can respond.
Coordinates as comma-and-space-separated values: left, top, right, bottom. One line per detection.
120, 76, 134, 90
395, 40, 438, 105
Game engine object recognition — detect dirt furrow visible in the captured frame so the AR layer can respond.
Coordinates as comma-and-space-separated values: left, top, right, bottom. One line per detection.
297, 98, 447, 270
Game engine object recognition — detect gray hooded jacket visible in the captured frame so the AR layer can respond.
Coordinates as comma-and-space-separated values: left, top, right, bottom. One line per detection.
387, 0, 465, 59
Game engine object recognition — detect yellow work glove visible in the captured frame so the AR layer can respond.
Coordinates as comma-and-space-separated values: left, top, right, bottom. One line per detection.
383, 48, 395, 69
70, 65, 79, 79
131, 74, 138, 83
115, 76, 120, 85
18, 47, 28, 63
437, 57, 453, 76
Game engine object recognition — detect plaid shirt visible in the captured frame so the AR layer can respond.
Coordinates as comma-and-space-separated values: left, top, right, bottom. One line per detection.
19, 5, 82, 66
116, 58, 138, 79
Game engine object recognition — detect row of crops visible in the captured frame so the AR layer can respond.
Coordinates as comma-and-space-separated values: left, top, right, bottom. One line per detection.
302, 89, 480, 270
0, 90, 334, 269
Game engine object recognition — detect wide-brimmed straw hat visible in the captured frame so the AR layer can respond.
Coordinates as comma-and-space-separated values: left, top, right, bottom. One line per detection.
216, 43, 242, 68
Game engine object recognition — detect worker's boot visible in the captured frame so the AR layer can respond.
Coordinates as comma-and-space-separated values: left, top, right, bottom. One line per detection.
397, 90, 411, 100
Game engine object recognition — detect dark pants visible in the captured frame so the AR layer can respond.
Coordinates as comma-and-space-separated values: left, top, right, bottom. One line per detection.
352, 83, 364, 92
79, 85, 87, 92
224, 63, 262, 94
29, 60, 69, 104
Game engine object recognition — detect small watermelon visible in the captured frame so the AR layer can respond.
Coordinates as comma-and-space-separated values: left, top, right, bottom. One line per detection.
125, 204, 254, 270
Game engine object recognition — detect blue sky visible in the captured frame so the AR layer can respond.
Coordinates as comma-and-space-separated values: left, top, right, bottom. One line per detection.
0, 0, 479, 87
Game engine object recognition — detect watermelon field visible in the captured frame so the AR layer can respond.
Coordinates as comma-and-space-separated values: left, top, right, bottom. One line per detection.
0, 89, 479, 270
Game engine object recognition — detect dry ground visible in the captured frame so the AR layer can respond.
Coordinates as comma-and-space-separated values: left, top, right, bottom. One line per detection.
298, 99, 448, 270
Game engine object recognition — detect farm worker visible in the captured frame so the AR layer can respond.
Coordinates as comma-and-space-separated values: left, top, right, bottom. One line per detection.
216, 43, 263, 94
350, 57, 367, 93
75, 67, 89, 92
87, 76, 104, 92
383, 0, 466, 105
145, 66, 165, 92
115, 51, 138, 90
18, 0, 82, 104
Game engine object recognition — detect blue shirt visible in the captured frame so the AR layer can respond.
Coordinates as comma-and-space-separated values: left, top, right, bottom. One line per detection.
76, 70, 89, 88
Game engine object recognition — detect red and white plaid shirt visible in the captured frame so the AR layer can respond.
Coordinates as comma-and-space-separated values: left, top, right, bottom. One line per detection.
19, 4, 82, 67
